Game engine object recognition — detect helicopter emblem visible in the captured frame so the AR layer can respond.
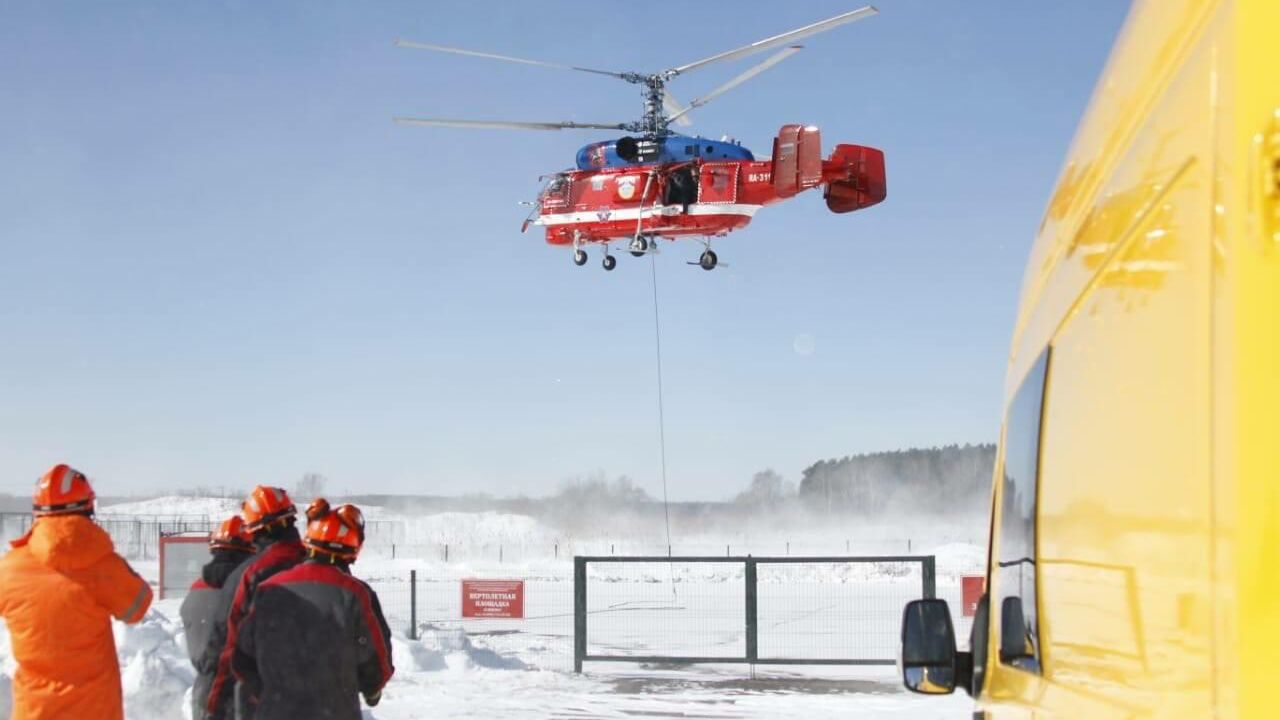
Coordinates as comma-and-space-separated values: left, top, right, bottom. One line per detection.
615, 176, 638, 201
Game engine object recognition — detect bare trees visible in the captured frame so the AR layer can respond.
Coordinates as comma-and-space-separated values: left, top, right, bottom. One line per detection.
294, 473, 328, 501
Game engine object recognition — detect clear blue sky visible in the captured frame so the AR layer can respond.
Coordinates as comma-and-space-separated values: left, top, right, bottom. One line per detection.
0, 1, 1129, 500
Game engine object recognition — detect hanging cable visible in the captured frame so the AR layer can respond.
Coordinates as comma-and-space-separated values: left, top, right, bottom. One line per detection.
649, 252, 677, 600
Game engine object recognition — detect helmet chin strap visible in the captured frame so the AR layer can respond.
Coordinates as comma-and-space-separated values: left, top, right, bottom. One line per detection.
307, 548, 352, 567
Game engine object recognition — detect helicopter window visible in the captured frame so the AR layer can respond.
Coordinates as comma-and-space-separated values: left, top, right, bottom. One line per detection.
685, 145, 695, 155
663, 166, 698, 212
706, 145, 714, 153
542, 175, 570, 206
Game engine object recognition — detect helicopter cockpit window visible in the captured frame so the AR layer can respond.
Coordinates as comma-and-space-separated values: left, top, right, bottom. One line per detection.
541, 175, 570, 207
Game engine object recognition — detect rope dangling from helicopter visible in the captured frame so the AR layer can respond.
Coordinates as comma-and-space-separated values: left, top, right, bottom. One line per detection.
649, 248, 678, 601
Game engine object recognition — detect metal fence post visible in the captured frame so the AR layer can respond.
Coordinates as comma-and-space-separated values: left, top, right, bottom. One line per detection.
574, 557, 587, 673
745, 558, 758, 664
409, 569, 418, 640
922, 555, 936, 600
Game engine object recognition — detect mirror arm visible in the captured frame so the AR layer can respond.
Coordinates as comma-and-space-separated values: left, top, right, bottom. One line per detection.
955, 651, 974, 697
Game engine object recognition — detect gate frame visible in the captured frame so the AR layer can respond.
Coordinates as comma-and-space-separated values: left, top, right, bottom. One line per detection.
573, 554, 936, 673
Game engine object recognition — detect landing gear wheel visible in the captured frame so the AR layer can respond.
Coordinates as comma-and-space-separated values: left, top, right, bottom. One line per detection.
602, 254, 617, 271
629, 236, 649, 258
699, 250, 718, 271
573, 249, 588, 266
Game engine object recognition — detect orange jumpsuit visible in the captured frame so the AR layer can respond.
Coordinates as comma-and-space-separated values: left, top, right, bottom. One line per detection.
0, 515, 152, 720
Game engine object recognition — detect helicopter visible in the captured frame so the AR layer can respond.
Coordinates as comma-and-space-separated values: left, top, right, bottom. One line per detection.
394, 6, 886, 271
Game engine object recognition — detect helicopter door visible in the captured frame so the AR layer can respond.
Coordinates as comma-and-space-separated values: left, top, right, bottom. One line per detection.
698, 163, 739, 204
663, 166, 699, 210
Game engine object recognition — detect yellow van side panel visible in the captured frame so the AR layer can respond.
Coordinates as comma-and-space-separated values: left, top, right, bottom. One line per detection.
1007, 0, 1218, 391
987, 8, 1219, 717
984, 0, 1280, 717
1211, 0, 1280, 716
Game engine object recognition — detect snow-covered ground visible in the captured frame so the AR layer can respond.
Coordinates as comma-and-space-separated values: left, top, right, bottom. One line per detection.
0, 498, 982, 718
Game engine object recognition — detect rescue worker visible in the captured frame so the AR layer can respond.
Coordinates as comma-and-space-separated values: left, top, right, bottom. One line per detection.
232, 499, 394, 719
205, 486, 305, 720
0, 464, 152, 720
181, 515, 254, 719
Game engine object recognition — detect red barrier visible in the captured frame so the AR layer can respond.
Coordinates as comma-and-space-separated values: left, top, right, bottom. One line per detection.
461, 579, 525, 619
961, 576, 985, 617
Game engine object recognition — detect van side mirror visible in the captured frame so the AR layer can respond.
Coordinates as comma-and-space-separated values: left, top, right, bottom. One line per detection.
900, 599, 958, 694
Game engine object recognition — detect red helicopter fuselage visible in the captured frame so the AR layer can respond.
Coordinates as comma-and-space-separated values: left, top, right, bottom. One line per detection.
528, 125, 886, 247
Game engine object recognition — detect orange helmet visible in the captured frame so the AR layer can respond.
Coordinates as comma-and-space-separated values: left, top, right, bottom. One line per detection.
33, 464, 96, 517
303, 499, 365, 562
240, 486, 297, 533
210, 515, 254, 553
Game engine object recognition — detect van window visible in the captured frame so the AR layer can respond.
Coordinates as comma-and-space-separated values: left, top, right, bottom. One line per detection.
997, 349, 1049, 673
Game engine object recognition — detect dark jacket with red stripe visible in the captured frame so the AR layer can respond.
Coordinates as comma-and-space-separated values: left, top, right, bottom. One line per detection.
180, 551, 250, 720
231, 559, 394, 720
205, 529, 305, 720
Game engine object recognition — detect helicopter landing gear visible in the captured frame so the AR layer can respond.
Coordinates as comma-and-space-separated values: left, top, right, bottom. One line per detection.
698, 250, 718, 271
602, 253, 617, 271
629, 235, 651, 258
571, 231, 589, 267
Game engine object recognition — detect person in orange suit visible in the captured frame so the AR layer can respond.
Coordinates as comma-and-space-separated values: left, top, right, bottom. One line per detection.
0, 464, 153, 720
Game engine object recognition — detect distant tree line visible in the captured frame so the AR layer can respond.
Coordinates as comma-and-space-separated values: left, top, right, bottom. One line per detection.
794, 443, 996, 516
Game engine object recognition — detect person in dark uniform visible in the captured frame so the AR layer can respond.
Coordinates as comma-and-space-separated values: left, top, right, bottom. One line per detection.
180, 515, 253, 719
232, 499, 394, 719
205, 486, 306, 720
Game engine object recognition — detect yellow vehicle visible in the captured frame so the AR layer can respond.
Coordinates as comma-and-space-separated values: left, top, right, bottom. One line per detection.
900, 0, 1280, 717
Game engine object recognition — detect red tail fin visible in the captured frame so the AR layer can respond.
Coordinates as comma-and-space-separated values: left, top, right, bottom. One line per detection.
824, 144, 886, 213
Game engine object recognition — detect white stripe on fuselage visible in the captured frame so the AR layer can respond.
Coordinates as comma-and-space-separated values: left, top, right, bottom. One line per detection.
533, 203, 761, 227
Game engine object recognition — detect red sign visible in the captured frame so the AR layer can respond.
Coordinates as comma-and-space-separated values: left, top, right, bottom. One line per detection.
961, 576, 986, 617
461, 579, 524, 619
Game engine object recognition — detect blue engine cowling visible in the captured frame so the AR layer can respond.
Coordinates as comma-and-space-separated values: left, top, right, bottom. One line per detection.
575, 134, 754, 170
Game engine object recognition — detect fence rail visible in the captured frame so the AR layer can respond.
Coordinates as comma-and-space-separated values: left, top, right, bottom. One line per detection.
573, 555, 935, 673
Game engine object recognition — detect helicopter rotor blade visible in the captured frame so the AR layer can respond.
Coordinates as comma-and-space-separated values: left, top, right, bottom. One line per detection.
394, 39, 629, 80
667, 46, 803, 123
665, 5, 876, 77
393, 117, 630, 132
662, 90, 694, 127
